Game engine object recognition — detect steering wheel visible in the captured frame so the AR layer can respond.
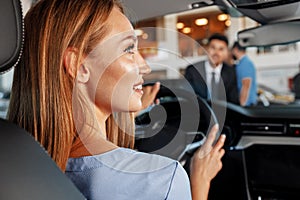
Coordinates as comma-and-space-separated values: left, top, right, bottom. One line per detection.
135, 83, 219, 165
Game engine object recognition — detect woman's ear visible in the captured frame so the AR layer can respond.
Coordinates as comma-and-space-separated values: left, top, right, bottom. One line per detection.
63, 48, 90, 83
77, 64, 90, 83
63, 48, 78, 78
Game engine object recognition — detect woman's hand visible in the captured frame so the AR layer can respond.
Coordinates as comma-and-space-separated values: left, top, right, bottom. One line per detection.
141, 82, 160, 110
134, 82, 160, 117
190, 124, 226, 200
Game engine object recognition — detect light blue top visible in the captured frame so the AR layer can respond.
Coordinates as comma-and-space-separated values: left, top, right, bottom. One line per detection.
236, 55, 257, 106
66, 147, 192, 200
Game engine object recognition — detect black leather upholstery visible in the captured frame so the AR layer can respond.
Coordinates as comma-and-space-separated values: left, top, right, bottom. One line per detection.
0, 119, 85, 200
0, 0, 85, 199
0, 0, 23, 73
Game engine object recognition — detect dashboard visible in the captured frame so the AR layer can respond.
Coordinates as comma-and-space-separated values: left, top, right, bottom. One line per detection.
210, 102, 300, 199
223, 103, 300, 147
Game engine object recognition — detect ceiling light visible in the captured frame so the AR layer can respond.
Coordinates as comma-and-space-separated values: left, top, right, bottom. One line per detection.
195, 18, 208, 26
218, 14, 228, 21
134, 29, 144, 37
176, 22, 185, 29
182, 27, 191, 34
142, 33, 148, 40
225, 19, 231, 27
189, 1, 213, 9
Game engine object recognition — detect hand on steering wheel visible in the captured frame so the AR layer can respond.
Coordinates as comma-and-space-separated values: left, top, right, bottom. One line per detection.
135, 82, 220, 162
190, 124, 226, 200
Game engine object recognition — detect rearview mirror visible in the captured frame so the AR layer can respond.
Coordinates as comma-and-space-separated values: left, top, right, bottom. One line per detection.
237, 21, 300, 47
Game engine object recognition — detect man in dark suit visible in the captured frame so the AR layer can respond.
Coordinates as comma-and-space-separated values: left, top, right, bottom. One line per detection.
184, 33, 239, 104
292, 63, 300, 100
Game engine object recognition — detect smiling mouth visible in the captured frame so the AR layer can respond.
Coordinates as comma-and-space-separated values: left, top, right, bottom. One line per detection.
133, 84, 144, 95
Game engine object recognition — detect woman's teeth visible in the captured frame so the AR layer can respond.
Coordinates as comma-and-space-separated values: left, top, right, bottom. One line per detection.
133, 85, 142, 90
133, 84, 144, 95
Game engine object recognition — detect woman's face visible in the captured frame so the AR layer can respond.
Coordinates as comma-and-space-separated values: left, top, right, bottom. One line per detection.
83, 8, 150, 115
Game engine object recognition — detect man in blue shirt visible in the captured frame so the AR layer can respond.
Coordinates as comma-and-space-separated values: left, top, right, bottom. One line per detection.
232, 41, 257, 106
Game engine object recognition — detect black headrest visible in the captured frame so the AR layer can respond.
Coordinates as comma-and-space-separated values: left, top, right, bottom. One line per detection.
0, 0, 23, 73
0, 1, 85, 199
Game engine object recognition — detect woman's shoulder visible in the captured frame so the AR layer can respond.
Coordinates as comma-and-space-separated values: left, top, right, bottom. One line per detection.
112, 148, 191, 199
96, 147, 178, 174
66, 147, 177, 173
66, 148, 191, 200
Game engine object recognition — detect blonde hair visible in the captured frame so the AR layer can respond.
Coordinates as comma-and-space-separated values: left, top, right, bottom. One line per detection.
106, 113, 135, 149
8, 0, 134, 171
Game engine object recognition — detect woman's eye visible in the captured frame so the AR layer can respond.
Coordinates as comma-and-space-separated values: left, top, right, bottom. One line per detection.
124, 44, 135, 54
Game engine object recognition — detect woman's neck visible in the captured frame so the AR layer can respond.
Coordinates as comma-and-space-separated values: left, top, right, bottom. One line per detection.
69, 135, 118, 158
69, 106, 117, 158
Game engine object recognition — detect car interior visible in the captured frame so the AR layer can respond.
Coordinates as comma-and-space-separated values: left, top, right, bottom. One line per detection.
1, 0, 300, 199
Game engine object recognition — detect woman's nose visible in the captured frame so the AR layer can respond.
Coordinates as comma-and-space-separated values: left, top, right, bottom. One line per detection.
136, 52, 151, 75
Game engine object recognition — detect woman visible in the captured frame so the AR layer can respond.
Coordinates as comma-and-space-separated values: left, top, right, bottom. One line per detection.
8, 0, 225, 199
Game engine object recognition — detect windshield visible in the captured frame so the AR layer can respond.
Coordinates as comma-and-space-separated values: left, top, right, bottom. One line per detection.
1, 1, 300, 120
132, 7, 299, 107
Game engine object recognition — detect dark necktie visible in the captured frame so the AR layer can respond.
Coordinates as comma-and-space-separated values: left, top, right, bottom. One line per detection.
211, 71, 218, 100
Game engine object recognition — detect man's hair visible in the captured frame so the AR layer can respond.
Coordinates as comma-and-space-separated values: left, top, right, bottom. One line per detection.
208, 33, 229, 46
232, 41, 246, 51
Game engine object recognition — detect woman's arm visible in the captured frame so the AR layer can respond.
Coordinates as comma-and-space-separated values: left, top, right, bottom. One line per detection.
190, 124, 226, 200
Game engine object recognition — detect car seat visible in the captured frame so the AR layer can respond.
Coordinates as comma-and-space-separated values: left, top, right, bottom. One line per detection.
0, 0, 85, 199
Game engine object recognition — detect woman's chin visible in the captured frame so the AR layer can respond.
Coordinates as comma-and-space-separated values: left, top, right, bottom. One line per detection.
128, 101, 143, 113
